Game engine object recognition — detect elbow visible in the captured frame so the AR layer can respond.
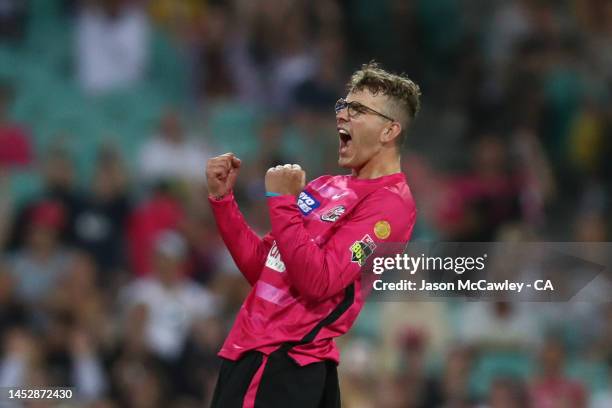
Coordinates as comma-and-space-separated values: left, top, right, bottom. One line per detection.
239, 266, 261, 287
295, 283, 330, 302
290, 269, 333, 301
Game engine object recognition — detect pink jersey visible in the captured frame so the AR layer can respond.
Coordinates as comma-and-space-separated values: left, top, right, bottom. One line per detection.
209, 172, 416, 365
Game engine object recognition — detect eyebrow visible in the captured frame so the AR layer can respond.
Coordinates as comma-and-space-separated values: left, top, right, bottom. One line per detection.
348, 99, 394, 120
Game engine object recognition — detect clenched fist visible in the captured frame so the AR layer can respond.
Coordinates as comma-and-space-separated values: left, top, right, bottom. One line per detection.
265, 164, 306, 196
206, 153, 241, 198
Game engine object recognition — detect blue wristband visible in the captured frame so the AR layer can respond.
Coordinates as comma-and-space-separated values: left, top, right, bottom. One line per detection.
265, 192, 283, 197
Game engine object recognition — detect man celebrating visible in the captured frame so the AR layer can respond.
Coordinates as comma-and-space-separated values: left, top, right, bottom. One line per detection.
206, 62, 420, 407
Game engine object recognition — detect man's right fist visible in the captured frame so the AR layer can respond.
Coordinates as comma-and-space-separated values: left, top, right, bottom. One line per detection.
206, 153, 241, 198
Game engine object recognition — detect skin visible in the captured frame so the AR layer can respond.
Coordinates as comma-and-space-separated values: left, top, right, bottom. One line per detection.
336, 89, 403, 178
206, 153, 241, 198
206, 89, 404, 197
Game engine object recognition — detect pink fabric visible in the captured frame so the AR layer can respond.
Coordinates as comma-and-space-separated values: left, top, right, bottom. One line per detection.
242, 354, 269, 408
210, 173, 416, 366
255, 281, 296, 307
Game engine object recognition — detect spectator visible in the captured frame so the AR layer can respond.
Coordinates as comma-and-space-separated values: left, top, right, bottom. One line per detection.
120, 231, 218, 361
174, 316, 225, 404
73, 149, 131, 273
7, 147, 83, 249
530, 337, 588, 408
293, 32, 346, 114
426, 347, 475, 408
458, 302, 542, 350
0, 84, 32, 169
436, 135, 522, 240
394, 328, 436, 408
43, 314, 107, 395
0, 168, 11, 249
0, 264, 28, 330
48, 252, 113, 346
75, 0, 150, 94
107, 296, 181, 406
338, 339, 378, 408
590, 358, 612, 408
0, 328, 42, 387
180, 210, 223, 285
126, 182, 185, 276
138, 109, 211, 185
69, 328, 108, 402
8, 201, 70, 305
480, 377, 530, 408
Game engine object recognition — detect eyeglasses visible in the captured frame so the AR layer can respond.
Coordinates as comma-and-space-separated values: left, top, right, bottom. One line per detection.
335, 98, 395, 122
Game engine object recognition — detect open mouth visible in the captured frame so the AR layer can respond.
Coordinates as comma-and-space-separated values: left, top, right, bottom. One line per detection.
338, 128, 352, 152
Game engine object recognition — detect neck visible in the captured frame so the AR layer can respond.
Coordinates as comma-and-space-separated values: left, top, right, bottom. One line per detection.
352, 153, 401, 179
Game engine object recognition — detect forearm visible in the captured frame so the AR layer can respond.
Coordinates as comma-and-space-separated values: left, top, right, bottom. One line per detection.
268, 196, 338, 299
209, 193, 271, 285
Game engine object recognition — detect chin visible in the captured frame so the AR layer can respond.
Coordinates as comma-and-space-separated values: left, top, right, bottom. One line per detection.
339, 154, 362, 169
338, 157, 351, 169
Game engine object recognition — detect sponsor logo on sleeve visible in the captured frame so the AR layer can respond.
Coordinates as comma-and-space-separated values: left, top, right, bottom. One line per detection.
321, 205, 346, 222
265, 242, 286, 272
297, 191, 320, 215
374, 220, 391, 239
350, 234, 377, 266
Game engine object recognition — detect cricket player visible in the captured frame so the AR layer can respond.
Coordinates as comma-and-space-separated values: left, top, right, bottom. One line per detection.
206, 62, 420, 407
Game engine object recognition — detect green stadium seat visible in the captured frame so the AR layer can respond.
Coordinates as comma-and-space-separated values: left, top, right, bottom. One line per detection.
8, 169, 43, 209
469, 351, 534, 398
207, 101, 261, 161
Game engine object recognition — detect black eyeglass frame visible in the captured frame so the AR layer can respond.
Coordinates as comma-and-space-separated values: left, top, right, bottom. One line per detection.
335, 98, 396, 122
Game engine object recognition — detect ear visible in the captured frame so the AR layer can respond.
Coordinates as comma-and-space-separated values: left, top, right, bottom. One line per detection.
381, 122, 402, 144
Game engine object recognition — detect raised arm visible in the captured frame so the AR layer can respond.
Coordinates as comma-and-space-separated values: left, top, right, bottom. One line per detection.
268, 192, 415, 300
263, 164, 415, 300
206, 153, 272, 285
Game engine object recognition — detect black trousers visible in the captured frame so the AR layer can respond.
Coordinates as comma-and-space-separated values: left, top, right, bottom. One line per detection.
210, 349, 341, 408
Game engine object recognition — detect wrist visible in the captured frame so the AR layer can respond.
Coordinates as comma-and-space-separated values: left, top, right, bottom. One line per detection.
208, 191, 231, 201
265, 192, 283, 197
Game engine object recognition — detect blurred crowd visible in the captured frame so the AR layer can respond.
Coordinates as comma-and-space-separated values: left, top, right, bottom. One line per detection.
0, 0, 611, 407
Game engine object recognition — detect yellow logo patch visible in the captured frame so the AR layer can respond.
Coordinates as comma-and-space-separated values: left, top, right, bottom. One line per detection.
374, 220, 391, 239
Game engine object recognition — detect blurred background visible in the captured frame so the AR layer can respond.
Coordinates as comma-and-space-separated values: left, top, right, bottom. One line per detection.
0, 0, 611, 407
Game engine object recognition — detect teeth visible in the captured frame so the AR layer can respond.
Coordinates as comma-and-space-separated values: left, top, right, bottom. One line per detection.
338, 129, 349, 135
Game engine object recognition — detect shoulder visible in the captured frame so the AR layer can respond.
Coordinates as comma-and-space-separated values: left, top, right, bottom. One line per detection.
366, 178, 416, 213
379, 179, 416, 210
353, 181, 417, 240
306, 174, 337, 190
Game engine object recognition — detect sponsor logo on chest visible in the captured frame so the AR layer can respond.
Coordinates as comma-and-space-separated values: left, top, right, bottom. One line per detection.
265, 242, 286, 272
350, 234, 377, 266
320, 205, 346, 222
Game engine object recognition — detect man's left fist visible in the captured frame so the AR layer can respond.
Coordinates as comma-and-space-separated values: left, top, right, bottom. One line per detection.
265, 164, 306, 196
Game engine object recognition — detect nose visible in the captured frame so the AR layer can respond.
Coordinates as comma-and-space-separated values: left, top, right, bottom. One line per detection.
336, 107, 349, 123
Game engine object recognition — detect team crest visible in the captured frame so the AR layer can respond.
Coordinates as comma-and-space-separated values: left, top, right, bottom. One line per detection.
321, 205, 346, 222
374, 220, 391, 239
265, 242, 286, 272
350, 234, 377, 266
